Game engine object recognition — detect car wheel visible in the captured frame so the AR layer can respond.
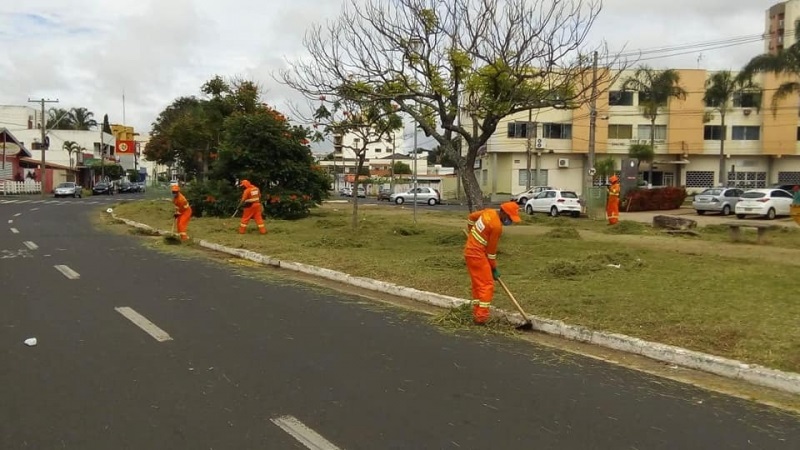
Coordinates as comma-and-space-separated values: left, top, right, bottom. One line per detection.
767, 208, 776, 220
73, 193, 78, 198
550, 206, 559, 217
570, 211, 580, 218
721, 205, 731, 216
427, 198, 436, 206
395, 197, 404, 205
696, 210, 706, 215
519, 197, 527, 205
736, 214, 746, 219
526, 205, 534, 215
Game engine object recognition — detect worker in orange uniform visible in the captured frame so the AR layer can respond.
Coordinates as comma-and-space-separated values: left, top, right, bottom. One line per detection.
238, 179, 266, 234
171, 185, 192, 241
606, 175, 620, 225
464, 201, 521, 325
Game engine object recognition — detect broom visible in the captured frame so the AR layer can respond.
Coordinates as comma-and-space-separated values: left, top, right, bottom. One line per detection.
164, 216, 182, 245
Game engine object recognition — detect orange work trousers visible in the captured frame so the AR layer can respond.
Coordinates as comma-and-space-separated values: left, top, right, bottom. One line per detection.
239, 203, 266, 234
606, 197, 619, 225
176, 209, 192, 241
465, 251, 494, 324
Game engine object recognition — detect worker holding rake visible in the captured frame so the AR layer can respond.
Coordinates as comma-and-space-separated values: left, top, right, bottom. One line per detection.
171, 185, 192, 241
237, 179, 267, 234
464, 201, 521, 325
606, 174, 620, 225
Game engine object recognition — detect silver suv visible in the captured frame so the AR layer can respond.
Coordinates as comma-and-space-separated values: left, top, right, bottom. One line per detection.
390, 187, 441, 205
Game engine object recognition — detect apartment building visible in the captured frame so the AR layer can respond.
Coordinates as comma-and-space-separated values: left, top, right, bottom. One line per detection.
765, 0, 800, 54
472, 69, 800, 197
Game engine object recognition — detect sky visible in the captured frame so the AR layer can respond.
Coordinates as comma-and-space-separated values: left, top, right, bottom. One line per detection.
0, 0, 776, 153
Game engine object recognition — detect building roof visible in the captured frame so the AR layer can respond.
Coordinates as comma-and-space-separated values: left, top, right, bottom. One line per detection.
0, 128, 32, 157
19, 157, 77, 171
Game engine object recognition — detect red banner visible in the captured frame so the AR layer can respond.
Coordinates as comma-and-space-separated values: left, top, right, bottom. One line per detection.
116, 140, 135, 154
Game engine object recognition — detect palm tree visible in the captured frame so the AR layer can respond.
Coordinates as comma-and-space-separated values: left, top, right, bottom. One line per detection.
62, 140, 82, 181
742, 41, 800, 113
628, 143, 654, 183
47, 108, 75, 130
702, 71, 758, 187
594, 156, 616, 185
69, 107, 98, 130
622, 67, 687, 186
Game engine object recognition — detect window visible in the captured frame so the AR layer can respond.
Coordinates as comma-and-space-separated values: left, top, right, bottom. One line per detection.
608, 91, 634, 106
685, 171, 714, 188
796, 127, 800, 141
507, 122, 532, 138
724, 189, 743, 197
732, 92, 761, 108
731, 126, 760, 140
778, 171, 800, 184
482, 169, 488, 185
638, 91, 652, 104
374, 148, 381, 153
772, 190, 793, 198
333, 135, 343, 146
727, 171, 766, 188
542, 123, 572, 139
608, 124, 633, 139
637, 125, 667, 141
704, 125, 723, 140
518, 169, 549, 186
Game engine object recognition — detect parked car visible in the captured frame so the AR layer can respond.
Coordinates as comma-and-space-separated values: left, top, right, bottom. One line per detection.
734, 188, 794, 220
377, 189, 393, 201
92, 182, 115, 196
339, 187, 352, 197
692, 187, 743, 216
769, 183, 799, 192
511, 186, 553, 205
54, 182, 81, 198
133, 182, 146, 193
524, 189, 581, 217
356, 186, 366, 198
390, 187, 441, 205
118, 181, 135, 193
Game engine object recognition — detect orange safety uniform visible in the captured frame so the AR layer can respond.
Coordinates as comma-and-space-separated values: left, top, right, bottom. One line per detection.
172, 188, 192, 241
464, 209, 505, 324
606, 175, 620, 225
238, 180, 266, 234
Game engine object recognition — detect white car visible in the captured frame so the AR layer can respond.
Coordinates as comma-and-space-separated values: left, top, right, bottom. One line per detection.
54, 182, 81, 198
524, 189, 582, 217
735, 188, 794, 220
511, 186, 553, 204
390, 187, 441, 205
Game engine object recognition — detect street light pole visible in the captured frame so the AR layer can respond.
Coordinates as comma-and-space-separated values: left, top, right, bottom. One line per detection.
413, 121, 418, 224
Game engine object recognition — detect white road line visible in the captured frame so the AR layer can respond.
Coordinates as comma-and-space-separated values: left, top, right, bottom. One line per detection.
10, 228, 19, 234
7, 220, 12, 224
32, 200, 45, 204
2, 200, 18, 204
54, 265, 80, 280
13, 213, 21, 217
30, 207, 39, 211
114, 307, 173, 342
23, 241, 38, 250
45, 200, 59, 204
270, 415, 342, 450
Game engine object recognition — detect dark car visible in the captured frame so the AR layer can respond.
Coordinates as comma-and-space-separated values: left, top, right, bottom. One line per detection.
92, 182, 115, 196
770, 183, 799, 192
377, 189, 392, 201
118, 182, 134, 193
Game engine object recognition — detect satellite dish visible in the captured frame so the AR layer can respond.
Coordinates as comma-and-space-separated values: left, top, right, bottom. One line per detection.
477, 145, 487, 157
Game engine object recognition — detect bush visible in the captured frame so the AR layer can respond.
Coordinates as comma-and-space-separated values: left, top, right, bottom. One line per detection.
185, 182, 317, 220
622, 187, 687, 211
263, 192, 316, 220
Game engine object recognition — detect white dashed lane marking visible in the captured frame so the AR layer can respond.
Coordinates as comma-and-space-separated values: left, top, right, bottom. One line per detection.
270, 415, 342, 450
13, 213, 21, 217
10, 228, 19, 234
114, 307, 173, 342
54, 265, 80, 280
7, 220, 12, 224
23, 241, 38, 250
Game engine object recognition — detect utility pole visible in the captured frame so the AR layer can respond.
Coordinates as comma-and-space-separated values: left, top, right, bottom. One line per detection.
525, 110, 533, 190
412, 119, 418, 224
586, 51, 599, 207
389, 133, 396, 193
28, 97, 58, 197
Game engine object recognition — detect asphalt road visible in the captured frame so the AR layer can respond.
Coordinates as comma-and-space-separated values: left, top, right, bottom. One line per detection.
2, 195, 799, 449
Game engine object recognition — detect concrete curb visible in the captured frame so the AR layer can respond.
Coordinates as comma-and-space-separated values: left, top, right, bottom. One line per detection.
111, 212, 800, 395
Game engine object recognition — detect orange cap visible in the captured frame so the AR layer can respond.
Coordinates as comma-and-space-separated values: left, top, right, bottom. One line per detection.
500, 201, 521, 223
171, 185, 180, 192
609, 175, 619, 183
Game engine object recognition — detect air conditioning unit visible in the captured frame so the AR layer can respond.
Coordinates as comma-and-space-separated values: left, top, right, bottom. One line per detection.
557, 158, 569, 168
743, 108, 752, 116
534, 138, 546, 150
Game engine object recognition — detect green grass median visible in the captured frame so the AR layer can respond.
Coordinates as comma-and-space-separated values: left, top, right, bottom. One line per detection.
110, 200, 800, 374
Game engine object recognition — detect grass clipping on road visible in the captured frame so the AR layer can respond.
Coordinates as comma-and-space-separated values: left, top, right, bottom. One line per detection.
111, 200, 800, 374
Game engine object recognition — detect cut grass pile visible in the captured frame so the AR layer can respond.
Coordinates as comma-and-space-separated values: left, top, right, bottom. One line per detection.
111, 200, 800, 373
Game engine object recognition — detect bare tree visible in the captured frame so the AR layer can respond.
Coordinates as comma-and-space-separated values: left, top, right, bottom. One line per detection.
280, 0, 623, 211
312, 83, 403, 229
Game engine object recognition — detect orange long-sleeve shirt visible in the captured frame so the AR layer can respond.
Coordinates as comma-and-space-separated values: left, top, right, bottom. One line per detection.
465, 208, 503, 268
173, 193, 191, 214
241, 185, 261, 204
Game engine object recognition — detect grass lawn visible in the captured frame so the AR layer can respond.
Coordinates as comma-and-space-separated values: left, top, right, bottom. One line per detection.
110, 200, 800, 374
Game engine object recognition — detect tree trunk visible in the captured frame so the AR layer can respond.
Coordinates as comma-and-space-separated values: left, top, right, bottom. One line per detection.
649, 118, 655, 187
718, 114, 726, 187
351, 152, 366, 230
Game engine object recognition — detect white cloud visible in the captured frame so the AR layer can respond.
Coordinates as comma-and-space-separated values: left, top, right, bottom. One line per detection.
0, 0, 780, 147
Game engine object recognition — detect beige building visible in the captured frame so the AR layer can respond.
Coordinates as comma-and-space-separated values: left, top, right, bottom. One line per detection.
765, 0, 800, 54
470, 69, 800, 197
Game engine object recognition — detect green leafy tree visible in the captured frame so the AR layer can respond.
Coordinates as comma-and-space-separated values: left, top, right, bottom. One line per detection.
312, 81, 403, 229
427, 145, 458, 167
392, 161, 412, 175
742, 38, 800, 113
62, 140, 82, 178
627, 143, 654, 178
69, 107, 98, 130
702, 71, 758, 186
622, 67, 687, 185
281, 0, 621, 211
594, 156, 615, 182
47, 108, 75, 130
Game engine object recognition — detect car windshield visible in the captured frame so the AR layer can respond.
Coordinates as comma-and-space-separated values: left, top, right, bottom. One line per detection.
700, 189, 722, 195
560, 191, 578, 198
57, 183, 74, 188
741, 191, 766, 199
